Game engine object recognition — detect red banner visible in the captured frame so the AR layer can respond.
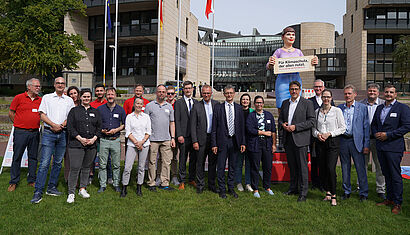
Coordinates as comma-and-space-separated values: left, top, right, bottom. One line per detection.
205, 0, 213, 19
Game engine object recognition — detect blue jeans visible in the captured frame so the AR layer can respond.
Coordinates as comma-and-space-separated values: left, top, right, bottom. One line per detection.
340, 137, 368, 197
34, 129, 66, 193
235, 151, 251, 185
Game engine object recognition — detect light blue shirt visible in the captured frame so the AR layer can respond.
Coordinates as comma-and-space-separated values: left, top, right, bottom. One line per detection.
380, 99, 396, 124
343, 101, 355, 136
204, 100, 213, 133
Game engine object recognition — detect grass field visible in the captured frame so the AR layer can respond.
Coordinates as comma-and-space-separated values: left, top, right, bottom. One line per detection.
0, 158, 409, 234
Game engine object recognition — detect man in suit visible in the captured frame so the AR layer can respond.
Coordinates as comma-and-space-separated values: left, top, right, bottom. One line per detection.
211, 85, 246, 199
278, 81, 315, 202
372, 85, 410, 215
338, 84, 370, 201
191, 85, 219, 194
308, 79, 334, 191
359, 83, 386, 199
175, 80, 198, 190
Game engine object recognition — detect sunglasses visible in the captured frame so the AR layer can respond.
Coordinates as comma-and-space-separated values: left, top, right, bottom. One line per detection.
167, 93, 175, 95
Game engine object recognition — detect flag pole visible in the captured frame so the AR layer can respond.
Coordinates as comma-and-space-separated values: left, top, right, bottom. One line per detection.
156, 0, 161, 86
176, 0, 182, 97
103, 0, 108, 87
211, 0, 215, 91
113, 0, 118, 88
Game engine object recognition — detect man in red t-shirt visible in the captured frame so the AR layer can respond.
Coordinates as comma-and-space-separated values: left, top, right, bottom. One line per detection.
8, 78, 42, 192
123, 84, 150, 114
90, 84, 107, 109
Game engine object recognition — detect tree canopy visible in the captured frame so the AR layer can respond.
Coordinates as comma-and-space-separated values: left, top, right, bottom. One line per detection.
0, 0, 87, 77
393, 35, 410, 84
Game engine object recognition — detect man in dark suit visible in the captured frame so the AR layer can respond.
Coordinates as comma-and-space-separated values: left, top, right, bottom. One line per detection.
191, 85, 219, 194
175, 80, 198, 190
308, 79, 334, 191
338, 84, 370, 201
211, 85, 246, 199
372, 85, 410, 215
278, 81, 315, 202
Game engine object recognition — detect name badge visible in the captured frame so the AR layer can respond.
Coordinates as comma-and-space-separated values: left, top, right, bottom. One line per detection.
267, 120, 271, 124
113, 114, 119, 118
32, 109, 38, 113
89, 113, 95, 117
165, 109, 170, 114
142, 107, 145, 111
390, 113, 397, 118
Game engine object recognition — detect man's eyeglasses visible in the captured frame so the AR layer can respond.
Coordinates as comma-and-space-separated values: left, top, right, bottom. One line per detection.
167, 93, 175, 95
322, 96, 332, 99
55, 82, 65, 85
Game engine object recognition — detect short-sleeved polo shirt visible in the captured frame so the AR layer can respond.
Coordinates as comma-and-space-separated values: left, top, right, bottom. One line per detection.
144, 100, 174, 141
10, 92, 42, 129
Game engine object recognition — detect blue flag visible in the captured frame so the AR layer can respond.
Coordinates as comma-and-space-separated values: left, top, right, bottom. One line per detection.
107, 0, 112, 29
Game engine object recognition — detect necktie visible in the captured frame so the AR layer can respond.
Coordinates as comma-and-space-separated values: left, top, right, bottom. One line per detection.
188, 99, 192, 112
228, 104, 234, 136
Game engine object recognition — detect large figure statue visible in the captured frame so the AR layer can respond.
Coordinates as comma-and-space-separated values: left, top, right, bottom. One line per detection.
267, 27, 318, 110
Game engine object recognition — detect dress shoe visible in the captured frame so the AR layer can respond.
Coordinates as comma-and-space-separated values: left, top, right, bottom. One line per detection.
391, 204, 401, 215
283, 190, 298, 196
148, 186, 156, 192
178, 183, 185, 190
196, 187, 204, 194
120, 186, 127, 198
136, 184, 143, 196
228, 189, 238, 198
377, 193, 386, 200
97, 187, 106, 193
219, 192, 227, 199
359, 195, 368, 202
341, 193, 350, 200
376, 199, 394, 206
114, 186, 121, 193
297, 195, 307, 202
7, 184, 16, 192
28, 182, 35, 187
208, 187, 220, 194
188, 181, 197, 188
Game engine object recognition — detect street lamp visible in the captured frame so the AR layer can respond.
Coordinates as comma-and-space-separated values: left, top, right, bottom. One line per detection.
109, 44, 116, 88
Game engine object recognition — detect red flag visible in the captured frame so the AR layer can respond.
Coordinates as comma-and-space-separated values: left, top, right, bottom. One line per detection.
205, 0, 213, 19
159, 0, 163, 30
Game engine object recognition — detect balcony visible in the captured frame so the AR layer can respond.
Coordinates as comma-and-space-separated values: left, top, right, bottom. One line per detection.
365, 19, 410, 29
84, 0, 154, 8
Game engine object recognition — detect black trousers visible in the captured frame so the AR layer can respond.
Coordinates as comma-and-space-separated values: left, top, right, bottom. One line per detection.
285, 135, 309, 197
317, 136, 340, 195
195, 134, 217, 190
217, 137, 238, 193
249, 138, 272, 191
178, 137, 197, 183
310, 140, 322, 188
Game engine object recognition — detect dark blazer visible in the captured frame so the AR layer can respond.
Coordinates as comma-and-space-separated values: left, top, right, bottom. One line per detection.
190, 99, 219, 146
278, 97, 315, 147
211, 102, 245, 150
246, 110, 276, 153
174, 96, 198, 138
338, 101, 370, 152
371, 100, 410, 153
308, 96, 334, 110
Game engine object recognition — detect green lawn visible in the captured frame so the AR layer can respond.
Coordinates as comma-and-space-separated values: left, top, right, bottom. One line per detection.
0, 158, 409, 234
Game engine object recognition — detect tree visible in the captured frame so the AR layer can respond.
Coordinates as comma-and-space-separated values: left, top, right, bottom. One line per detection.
393, 35, 410, 84
0, 0, 87, 77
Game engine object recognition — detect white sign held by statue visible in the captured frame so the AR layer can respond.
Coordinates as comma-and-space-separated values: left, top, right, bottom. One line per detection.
274, 55, 315, 74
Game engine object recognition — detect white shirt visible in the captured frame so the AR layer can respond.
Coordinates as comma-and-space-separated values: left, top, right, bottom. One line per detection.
38, 92, 75, 127
204, 100, 213, 133
224, 101, 235, 135
366, 97, 382, 124
184, 95, 193, 112
125, 112, 151, 147
313, 106, 346, 138
288, 96, 300, 125
315, 95, 323, 107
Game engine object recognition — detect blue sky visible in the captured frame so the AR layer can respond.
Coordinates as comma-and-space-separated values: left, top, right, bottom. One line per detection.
190, 0, 346, 35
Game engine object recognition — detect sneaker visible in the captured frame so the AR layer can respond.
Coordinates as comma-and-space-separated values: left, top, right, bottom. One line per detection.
97, 187, 106, 193
107, 178, 113, 185
159, 186, 175, 191
46, 187, 62, 196
67, 194, 75, 203
171, 177, 180, 186
30, 192, 42, 204
78, 188, 90, 198
155, 178, 162, 187
236, 183, 244, 192
253, 191, 261, 198
245, 184, 253, 192
265, 189, 274, 196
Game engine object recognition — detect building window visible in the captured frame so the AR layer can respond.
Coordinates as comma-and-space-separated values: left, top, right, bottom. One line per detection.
186, 17, 189, 39
351, 15, 354, 33
355, 0, 358, 11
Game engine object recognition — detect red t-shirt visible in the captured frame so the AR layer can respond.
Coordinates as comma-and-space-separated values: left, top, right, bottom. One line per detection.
10, 92, 42, 129
90, 98, 107, 109
123, 96, 150, 115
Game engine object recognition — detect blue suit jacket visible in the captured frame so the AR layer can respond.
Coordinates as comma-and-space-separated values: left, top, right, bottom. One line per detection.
371, 101, 410, 153
211, 102, 245, 150
338, 101, 370, 152
246, 110, 276, 153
